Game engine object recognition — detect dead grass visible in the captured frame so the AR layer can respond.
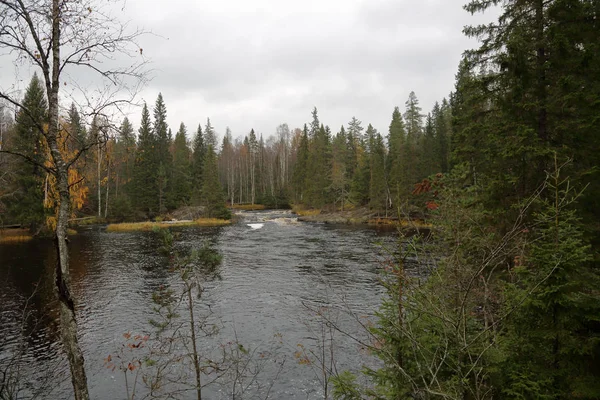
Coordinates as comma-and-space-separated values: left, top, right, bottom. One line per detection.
296, 209, 321, 217
106, 218, 231, 232
291, 205, 321, 216
0, 236, 33, 243
0, 229, 33, 244
398, 219, 432, 229
366, 218, 432, 228
230, 204, 266, 211
367, 218, 398, 225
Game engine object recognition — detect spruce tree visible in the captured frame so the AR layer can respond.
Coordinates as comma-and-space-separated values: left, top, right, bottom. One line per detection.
403, 91, 423, 187
191, 124, 205, 205
201, 142, 229, 219
330, 126, 349, 211
204, 118, 217, 150
309, 107, 320, 139
132, 103, 159, 216
171, 123, 192, 208
291, 124, 309, 203
501, 159, 600, 399
153, 93, 173, 209
119, 117, 136, 189
346, 116, 363, 181
458, 0, 600, 221
305, 116, 331, 208
7, 74, 48, 230
67, 103, 87, 150
110, 117, 136, 220
435, 99, 451, 173
368, 126, 387, 213
248, 128, 258, 204
387, 106, 407, 208
157, 161, 168, 213
420, 113, 437, 177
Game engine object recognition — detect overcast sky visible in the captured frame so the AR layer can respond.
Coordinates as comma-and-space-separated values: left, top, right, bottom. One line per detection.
1, 0, 497, 142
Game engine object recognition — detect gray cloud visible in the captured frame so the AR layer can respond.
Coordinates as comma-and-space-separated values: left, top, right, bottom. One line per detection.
1, 0, 498, 141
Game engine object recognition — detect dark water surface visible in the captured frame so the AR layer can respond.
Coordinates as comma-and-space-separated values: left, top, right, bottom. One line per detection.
0, 211, 398, 399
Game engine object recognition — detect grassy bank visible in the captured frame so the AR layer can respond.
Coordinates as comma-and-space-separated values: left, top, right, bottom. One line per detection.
106, 218, 231, 232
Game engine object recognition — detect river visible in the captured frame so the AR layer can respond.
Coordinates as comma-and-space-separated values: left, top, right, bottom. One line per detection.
0, 210, 399, 399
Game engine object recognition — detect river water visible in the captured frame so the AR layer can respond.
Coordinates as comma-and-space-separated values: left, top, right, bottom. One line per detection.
0, 210, 399, 399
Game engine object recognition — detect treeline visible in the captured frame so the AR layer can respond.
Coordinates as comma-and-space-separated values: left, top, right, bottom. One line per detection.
216, 93, 451, 213
0, 0, 599, 397
1, 76, 453, 228
332, 0, 600, 399
0, 85, 231, 228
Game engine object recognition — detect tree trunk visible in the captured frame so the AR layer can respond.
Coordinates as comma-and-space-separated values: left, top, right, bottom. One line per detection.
186, 283, 202, 400
104, 154, 109, 218
250, 155, 255, 205
97, 144, 102, 217
47, 1, 89, 398
535, 0, 548, 143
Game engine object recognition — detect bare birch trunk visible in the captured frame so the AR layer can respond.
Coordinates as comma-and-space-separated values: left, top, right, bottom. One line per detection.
104, 153, 109, 218
250, 155, 255, 205
48, 1, 89, 397
229, 160, 235, 206
97, 144, 102, 217
239, 160, 244, 204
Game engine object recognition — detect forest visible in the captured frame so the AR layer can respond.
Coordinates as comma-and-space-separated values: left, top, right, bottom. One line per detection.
1, 0, 599, 399
0, 84, 452, 227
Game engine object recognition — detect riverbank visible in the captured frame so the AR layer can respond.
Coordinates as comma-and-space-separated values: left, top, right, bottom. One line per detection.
106, 218, 231, 232
0, 208, 395, 399
295, 208, 375, 224
0, 228, 33, 243
294, 207, 431, 229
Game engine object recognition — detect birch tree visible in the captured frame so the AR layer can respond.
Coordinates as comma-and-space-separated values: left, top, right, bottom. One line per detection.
0, 0, 146, 398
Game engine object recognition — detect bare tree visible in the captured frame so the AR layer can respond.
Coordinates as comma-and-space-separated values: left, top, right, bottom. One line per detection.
0, 0, 147, 398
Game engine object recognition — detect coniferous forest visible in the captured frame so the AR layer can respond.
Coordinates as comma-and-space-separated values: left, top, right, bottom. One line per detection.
0, 84, 454, 225
0, 0, 599, 399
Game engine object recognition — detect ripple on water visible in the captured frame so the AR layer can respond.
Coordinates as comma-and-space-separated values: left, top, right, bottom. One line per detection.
0, 210, 398, 399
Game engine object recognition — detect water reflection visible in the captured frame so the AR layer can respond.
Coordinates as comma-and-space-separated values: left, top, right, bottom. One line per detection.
0, 213, 397, 399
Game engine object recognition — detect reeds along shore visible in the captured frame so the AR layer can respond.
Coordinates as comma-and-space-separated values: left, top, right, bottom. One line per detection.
0, 228, 33, 243
106, 219, 231, 232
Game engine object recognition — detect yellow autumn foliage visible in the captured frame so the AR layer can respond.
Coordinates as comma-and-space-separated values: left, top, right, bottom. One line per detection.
43, 122, 89, 231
